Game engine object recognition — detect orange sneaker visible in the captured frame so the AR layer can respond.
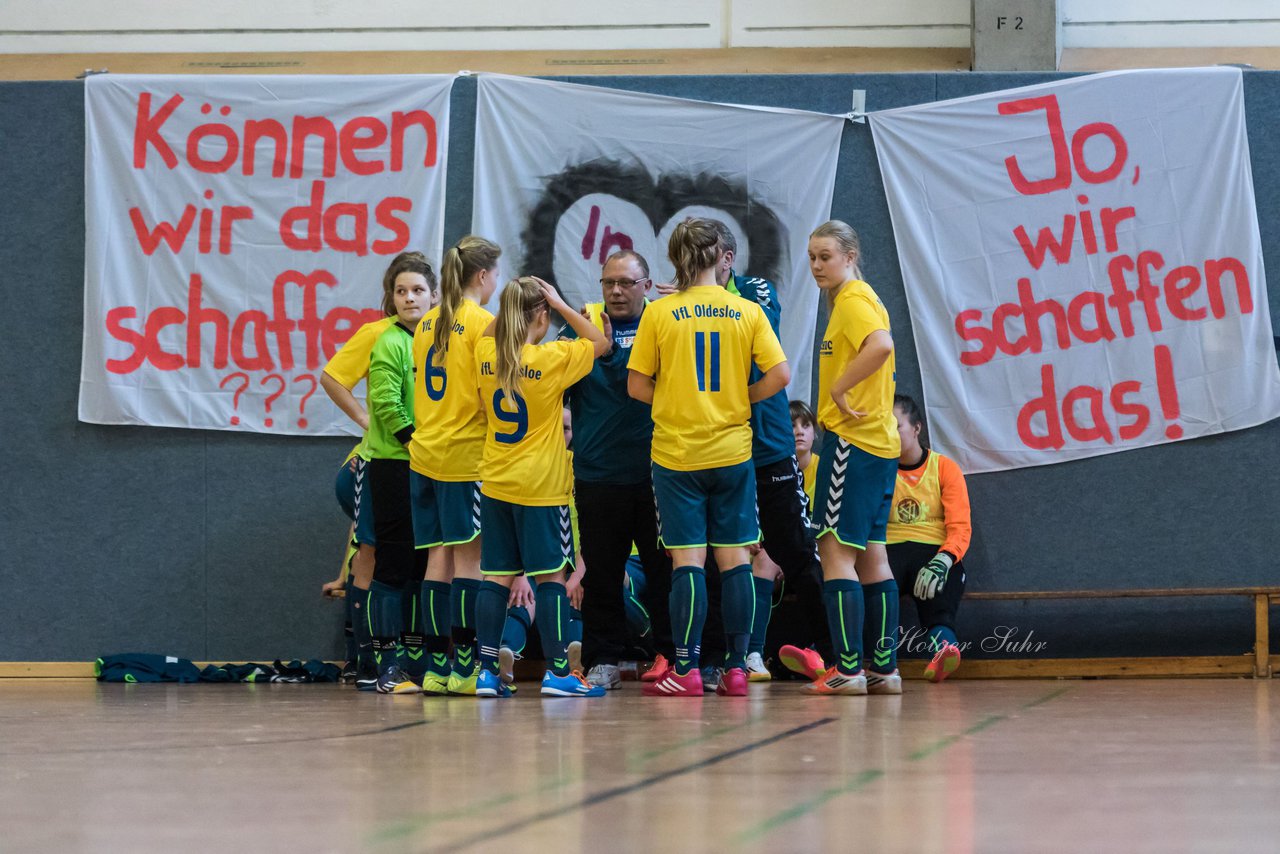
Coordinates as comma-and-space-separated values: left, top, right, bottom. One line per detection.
923, 643, 961, 683
803, 669, 866, 696
641, 654, 670, 683
779, 645, 826, 681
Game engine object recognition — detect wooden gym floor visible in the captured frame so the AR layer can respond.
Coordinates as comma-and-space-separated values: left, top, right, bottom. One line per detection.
2, 677, 1279, 853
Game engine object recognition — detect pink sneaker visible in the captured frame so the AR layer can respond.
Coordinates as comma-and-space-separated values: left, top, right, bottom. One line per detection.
642, 666, 703, 697
779, 645, 827, 681
924, 643, 961, 683
715, 667, 749, 696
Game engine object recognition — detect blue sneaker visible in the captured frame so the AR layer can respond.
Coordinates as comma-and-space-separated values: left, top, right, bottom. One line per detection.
541, 670, 606, 698
476, 668, 512, 698
376, 665, 423, 695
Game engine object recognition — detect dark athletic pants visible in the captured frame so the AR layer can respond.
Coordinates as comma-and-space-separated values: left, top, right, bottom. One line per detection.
755, 456, 830, 659
577, 478, 674, 668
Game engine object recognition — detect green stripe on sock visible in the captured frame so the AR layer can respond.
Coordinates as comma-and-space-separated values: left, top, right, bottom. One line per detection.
686, 574, 695, 645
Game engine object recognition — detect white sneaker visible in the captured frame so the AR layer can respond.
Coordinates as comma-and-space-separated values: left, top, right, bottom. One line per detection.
568, 641, 583, 674
866, 669, 902, 695
745, 652, 772, 682
586, 663, 622, 690
498, 646, 516, 686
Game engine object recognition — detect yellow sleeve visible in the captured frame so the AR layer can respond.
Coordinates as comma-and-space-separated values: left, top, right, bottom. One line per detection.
840, 293, 891, 352
627, 309, 660, 377
324, 319, 382, 389
553, 338, 596, 389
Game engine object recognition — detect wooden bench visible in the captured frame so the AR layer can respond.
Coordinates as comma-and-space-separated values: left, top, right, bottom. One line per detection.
965, 587, 1280, 678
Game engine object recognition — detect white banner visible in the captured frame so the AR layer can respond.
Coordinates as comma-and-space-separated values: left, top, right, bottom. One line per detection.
81, 74, 454, 435
870, 68, 1280, 473
471, 74, 845, 395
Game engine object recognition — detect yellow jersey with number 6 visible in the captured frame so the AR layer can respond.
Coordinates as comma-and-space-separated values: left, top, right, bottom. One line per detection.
410, 299, 495, 481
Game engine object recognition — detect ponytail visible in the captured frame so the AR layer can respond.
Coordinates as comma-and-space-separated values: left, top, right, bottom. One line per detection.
667, 217, 723, 291
494, 277, 546, 399
434, 235, 501, 360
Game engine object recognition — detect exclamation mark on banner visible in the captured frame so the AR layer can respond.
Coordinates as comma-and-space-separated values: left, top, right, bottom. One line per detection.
1153, 345, 1183, 439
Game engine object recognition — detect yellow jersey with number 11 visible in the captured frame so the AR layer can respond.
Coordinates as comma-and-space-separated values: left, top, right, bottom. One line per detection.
628, 284, 786, 472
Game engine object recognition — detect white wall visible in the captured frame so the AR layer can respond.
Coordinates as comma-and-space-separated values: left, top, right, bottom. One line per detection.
0, 0, 971, 53
1063, 0, 1280, 48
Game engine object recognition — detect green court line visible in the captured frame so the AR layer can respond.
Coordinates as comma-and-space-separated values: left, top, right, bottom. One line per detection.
370, 771, 584, 844
736, 769, 885, 841
1021, 686, 1071, 709
737, 686, 1072, 844
907, 713, 1006, 762
375, 717, 763, 844
628, 720, 754, 766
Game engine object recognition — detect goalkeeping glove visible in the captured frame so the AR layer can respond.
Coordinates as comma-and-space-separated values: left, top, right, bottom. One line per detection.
914, 552, 954, 600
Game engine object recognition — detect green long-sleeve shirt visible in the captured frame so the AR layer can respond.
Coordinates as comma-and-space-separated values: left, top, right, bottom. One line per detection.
365, 321, 415, 460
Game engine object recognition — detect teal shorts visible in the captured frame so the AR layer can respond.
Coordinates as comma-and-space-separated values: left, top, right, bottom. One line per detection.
410, 472, 481, 548
351, 457, 375, 546
651, 460, 760, 550
812, 433, 897, 550
479, 495, 574, 576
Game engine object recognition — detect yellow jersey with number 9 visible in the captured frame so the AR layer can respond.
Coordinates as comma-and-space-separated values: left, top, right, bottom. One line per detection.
817, 280, 899, 459
628, 284, 786, 472
476, 337, 595, 506
410, 299, 495, 481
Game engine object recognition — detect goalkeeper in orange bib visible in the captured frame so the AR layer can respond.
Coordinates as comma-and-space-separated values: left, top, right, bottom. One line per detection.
886, 394, 972, 683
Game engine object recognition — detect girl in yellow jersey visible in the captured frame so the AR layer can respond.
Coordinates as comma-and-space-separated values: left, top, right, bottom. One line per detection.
628, 217, 790, 698
409, 236, 502, 695
472, 277, 609, 698
806, 220, 903, 696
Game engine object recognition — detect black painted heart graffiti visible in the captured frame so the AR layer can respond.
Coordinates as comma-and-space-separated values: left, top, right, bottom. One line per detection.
520, 159, 786, 310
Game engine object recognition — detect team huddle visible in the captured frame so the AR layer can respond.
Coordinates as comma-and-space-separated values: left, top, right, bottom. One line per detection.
321, 216, 972, 698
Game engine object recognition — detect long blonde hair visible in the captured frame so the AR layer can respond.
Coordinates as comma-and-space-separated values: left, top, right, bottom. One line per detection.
434, 235, 501, 359
494, 277, 547, 399
667, 217, 722, 291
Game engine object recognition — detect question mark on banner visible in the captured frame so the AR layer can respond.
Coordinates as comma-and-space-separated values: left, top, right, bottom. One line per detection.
294, 374, 318, 429
219, 372, 250, 426
261, 374, 286, 427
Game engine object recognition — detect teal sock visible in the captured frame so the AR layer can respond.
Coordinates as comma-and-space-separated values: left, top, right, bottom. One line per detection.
669, 565, 707, 676
343, 590, 356, 662
928, 625, 958, 652
350, 584, 372, 669
823, 578, 864, 675
862, 579, 899, 674
567, 606, 584, 646
400, 587, 426, 679
720, 565, 754, 670
368, 580, 403, 673
476, 581, 509, 675
421, 580, 452, 677
748, 575, 773, 656
534, 581, 572, 676
451, 577, 481, 676
502, 606, 531, 654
